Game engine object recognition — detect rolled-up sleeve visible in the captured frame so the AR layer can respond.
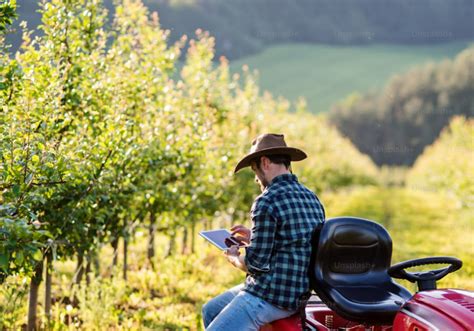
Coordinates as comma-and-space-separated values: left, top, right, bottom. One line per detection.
244, 199, 276, 276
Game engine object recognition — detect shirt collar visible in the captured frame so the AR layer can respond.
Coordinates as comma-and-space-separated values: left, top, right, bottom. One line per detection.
269, 173, 298, 187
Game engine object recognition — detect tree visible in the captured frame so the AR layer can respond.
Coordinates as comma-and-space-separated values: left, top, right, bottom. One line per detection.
329, 47, 474, 165
406, 116, 473, 207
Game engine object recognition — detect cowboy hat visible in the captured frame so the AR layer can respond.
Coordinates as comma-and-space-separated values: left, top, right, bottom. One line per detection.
234, 133, 307, 173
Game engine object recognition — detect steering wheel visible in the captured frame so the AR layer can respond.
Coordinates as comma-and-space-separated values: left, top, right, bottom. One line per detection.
388, 256, 462, 291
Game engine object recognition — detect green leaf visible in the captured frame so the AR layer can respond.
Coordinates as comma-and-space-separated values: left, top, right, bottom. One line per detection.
25, 172, 33, 184
12, 185, 20, 197
15, 251, 23, 265
32, 249, 43, 262
0, 253, 8, 270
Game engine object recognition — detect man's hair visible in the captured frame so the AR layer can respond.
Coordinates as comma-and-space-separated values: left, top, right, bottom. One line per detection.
254, 154, 291, 170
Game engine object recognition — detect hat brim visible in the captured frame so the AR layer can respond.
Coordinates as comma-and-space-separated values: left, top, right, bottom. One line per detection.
234, 147, 307, 173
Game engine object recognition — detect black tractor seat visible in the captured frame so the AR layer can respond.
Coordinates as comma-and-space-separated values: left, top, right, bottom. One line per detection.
309, 217, 412, 325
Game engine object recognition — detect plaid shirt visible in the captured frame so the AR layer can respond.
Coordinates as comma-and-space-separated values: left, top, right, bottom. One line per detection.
243, 173, 325, 310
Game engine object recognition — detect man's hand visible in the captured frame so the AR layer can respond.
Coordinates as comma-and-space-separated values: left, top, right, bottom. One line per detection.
230, 224, 251, 245
225, 245, 248, 273
225, 245, 240, 258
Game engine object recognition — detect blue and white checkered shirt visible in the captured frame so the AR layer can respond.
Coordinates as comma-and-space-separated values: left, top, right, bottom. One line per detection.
243, 173, 325, 310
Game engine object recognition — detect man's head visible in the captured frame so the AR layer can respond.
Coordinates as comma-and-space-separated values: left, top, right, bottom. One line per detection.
234, 133, 307, 189
250, 154, 292, 191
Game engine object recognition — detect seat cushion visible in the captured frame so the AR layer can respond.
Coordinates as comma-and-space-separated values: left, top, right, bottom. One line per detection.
335, 285, 409, 304
325, 282, 412, 324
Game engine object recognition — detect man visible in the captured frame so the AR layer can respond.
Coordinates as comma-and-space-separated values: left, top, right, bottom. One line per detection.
202, 133, 325, 331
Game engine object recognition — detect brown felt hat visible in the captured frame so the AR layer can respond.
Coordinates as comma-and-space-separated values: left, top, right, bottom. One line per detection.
234, 133, 307, 173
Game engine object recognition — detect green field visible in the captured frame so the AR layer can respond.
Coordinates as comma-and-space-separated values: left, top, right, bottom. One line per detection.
231, 41, 472, 113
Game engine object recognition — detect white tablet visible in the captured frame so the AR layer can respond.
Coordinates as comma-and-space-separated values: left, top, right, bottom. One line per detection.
199, 229, 247, 251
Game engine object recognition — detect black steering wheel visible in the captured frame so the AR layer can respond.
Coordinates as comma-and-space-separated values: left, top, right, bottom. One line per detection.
388, 256, 462, 291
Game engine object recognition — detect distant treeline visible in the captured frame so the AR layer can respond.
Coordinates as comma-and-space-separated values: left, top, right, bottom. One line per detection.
329, 47, 474, 166
7, 0, 474, 59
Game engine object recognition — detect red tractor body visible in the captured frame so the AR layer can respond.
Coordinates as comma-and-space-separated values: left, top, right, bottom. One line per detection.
263, 289, 474, 330
392, 289, 474, 331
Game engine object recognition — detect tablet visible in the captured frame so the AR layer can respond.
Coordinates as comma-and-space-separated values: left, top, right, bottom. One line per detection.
199, 229, 247, 251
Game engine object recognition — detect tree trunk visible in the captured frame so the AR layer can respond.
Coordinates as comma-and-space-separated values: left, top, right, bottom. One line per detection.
147, 210, 156, 268
182, 226, 188, 255
123, 236, 128, 280
92, 251, 100, 277
71, 252, 84, 307
191, 219, 196, 254
73, 252, 85, 285
112, 236, 119, 267
44, 253, 52, 322
27, 260, 43, 331
85, 254, 92, 285
166, 231, 176, 258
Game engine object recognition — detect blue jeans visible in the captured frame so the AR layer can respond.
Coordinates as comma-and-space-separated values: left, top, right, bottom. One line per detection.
202, 284, 296, 331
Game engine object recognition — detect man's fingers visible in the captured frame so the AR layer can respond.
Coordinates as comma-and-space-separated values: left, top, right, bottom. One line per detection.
230, 224, 245, 231
231, 225, 250, 235
233, 235, 245, 242
225, 245, 240, 256
231, 231, 243, 237
232, 235, 249, 244
230, 225, 251, 246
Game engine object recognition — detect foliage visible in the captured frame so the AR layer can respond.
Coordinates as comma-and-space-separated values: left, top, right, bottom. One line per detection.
406, 116, 474, 207
0, 217, 46, 282
329, 47, 474, 165
1, 0, 375, 283
0, 274, 29, 329
0, 0, 17, 33
0, 0, 45, 281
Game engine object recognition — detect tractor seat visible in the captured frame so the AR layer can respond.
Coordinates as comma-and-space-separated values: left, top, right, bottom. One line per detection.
309, 217, 412, 325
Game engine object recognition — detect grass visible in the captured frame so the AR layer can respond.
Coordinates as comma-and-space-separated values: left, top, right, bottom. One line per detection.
230, 41, 473, 113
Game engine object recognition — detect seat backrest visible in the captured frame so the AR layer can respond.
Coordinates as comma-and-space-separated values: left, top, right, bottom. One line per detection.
307, 217, 413, 325
309, 216, 393, 290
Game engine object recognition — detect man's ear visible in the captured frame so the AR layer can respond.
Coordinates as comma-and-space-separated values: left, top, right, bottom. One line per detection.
261, 156, 271, 170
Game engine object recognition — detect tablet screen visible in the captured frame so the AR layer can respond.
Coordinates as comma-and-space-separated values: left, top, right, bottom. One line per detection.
199, 229, 245, 250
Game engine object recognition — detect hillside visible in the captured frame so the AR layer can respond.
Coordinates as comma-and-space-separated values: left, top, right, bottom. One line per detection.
6, 0, 474, 59
329, 47, 474, 165
230, 42, 471, 113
